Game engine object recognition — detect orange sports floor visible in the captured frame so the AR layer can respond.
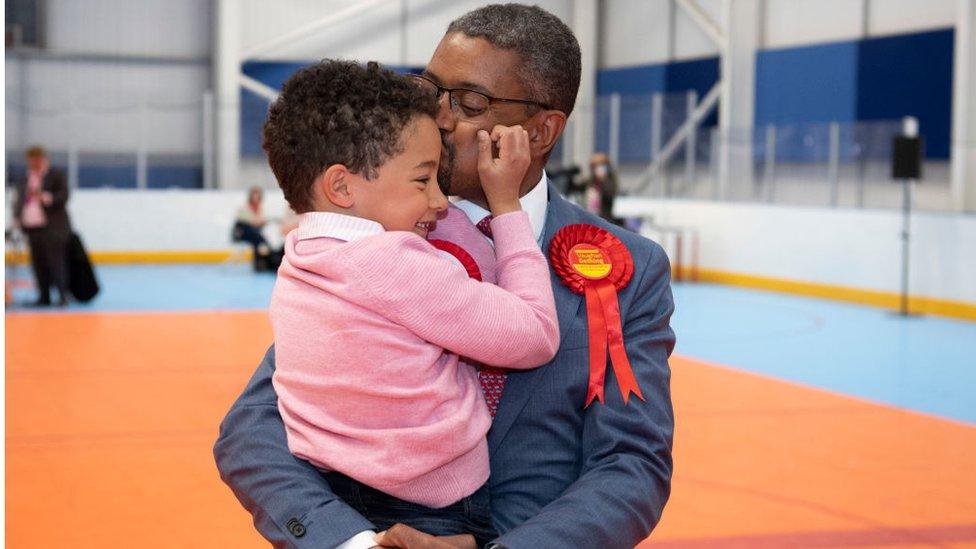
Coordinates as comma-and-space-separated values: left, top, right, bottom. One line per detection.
6, 310, 976, 548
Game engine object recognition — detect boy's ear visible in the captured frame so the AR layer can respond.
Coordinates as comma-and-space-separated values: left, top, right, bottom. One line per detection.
317, 164, 355, 209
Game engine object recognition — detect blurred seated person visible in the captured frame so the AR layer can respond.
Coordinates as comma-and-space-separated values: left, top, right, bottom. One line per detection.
12, 145, 71, 307
585, 152, 622, 225
259, 206, 299, 274
232, 186, 274, 271
278, 206, 299, 236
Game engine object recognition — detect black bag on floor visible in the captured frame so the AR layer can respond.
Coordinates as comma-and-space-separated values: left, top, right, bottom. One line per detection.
66, 232, 99, 302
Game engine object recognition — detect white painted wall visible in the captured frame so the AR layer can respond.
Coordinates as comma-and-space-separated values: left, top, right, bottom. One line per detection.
46, 0, 211, 58
600, 0, 958, 68
615, 197, 976, 304
56, 189, 291, 252
241, 0, 573, 65
868, 0, 956, 37
5, 0, 210, 156
600, 0, 672, 67
6, 59, 208, 154
672, 0, 721, 61
763, 0, 864, 49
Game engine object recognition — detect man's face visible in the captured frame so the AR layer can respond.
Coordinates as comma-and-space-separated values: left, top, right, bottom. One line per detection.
26, 154, 47, 173
424, 33, 536, 205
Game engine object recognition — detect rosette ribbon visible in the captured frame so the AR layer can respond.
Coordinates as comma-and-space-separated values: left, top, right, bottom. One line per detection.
549, 224, 642, 407
428, 239, 483, 281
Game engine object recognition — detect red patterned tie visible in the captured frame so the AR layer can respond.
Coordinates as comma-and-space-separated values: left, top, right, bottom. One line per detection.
473, 214, 506, 416
476, 215, 493, 239
479, 366, 506, 417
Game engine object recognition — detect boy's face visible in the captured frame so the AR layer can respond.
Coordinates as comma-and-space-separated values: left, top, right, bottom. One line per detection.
350, 116, 447, 238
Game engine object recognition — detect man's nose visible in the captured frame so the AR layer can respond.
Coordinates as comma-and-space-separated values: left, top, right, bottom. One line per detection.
435, 92, 456, 131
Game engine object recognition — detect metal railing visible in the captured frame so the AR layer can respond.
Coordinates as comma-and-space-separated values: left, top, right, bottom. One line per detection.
594, 91, 954, 212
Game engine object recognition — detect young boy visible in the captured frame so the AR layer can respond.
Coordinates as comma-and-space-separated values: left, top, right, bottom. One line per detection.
264, 60, 559, 544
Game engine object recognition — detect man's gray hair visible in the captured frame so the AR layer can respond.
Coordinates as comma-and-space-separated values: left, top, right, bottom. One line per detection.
447, 3, 581, 116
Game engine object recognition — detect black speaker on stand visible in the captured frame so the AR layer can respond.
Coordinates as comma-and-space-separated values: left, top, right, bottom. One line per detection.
891, 117, 923, 317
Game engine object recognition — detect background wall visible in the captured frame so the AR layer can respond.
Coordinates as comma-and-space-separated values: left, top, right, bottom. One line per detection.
599, 0, 957, 163
615, 197, 976, 305
21, 188, 970, 308
233, 0, 572, 186
59, 189, 290, 252
4, 0, 972, 308
5, 0, 212, 187
5, 0, 962, 183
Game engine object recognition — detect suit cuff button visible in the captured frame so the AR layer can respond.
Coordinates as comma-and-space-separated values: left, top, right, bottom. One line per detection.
286, 518, 306, 538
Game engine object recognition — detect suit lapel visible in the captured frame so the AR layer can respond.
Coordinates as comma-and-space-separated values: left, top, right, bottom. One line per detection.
488, 184, 585, 452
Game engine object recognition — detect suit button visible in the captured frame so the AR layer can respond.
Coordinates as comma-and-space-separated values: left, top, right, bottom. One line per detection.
286, 518, 306, 538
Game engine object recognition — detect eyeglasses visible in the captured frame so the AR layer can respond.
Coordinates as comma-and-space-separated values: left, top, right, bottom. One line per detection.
407, 73, 552, 118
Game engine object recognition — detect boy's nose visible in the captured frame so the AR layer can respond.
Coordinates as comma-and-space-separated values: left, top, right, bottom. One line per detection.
428, 180, 449, 212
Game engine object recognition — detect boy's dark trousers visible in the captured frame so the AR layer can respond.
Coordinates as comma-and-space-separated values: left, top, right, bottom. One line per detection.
324, 472, 497, 548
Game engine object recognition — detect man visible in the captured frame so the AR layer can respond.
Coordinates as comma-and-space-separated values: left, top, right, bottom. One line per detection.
12, 145, 72, 307
585, 152, 621, 225
214, 5, 675, 548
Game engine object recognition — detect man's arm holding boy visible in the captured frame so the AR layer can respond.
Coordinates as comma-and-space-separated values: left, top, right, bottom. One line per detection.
213, 346, 376, 548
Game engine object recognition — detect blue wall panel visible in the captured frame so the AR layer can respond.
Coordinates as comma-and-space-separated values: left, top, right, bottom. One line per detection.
855, 29, 953, 158
78, 166, 137, 188
596, 64, 667, 95
600, 29, 953, 161
147, 166, 203, 189
596, 58, 719, 162
239, 61, 421, 158
755, 41, 859, 126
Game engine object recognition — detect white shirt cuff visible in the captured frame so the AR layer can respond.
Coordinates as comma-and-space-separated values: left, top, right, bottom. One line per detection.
335, 530, 378, 549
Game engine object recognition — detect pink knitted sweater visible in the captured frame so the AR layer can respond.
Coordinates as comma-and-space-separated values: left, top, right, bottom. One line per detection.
271, 207, 559, 508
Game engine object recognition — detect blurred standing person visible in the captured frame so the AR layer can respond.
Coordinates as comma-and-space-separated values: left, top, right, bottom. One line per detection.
13, 146, 71, 307
585, 152, 621, 224
232, 185, 272, 271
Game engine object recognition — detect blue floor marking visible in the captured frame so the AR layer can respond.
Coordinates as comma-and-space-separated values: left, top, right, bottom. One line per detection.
6, 264, 277, 312
670, 283, 976, 425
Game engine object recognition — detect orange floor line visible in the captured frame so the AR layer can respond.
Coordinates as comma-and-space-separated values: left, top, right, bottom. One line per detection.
6, 312, 976, 548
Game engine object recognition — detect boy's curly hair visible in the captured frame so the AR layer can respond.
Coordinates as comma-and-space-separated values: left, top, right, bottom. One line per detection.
262, 60, 439, 213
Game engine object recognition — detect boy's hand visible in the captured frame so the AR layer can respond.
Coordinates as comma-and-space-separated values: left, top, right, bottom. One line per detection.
374, 524, 477, 548
477, 124, 531, 217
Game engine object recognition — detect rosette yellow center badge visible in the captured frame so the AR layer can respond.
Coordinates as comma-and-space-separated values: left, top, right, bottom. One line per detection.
568, 244, 612, 280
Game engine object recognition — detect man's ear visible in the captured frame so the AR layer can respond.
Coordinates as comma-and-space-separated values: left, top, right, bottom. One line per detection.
316, 164, 355, 209
527, 110, 568, 160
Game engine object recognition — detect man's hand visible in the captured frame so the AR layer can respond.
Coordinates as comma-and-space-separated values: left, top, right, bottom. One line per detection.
373, 524, 477, 549
477, 124, 530, 217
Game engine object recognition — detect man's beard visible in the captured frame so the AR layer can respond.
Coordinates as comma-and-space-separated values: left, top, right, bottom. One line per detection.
438, 139, 456, 196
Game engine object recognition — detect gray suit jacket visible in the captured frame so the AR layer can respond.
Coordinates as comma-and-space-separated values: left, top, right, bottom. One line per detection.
214, 183, 675, 548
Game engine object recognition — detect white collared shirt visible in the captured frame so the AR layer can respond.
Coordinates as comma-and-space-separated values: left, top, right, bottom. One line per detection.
295, 211, 385, 242
452, 171, 550, 247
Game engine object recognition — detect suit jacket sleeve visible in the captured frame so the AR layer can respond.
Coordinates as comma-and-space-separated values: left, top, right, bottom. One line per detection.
491, 242, 676, 549
213, 345, 376, 548
46, 169, 69, 210
13, 179, 26, 225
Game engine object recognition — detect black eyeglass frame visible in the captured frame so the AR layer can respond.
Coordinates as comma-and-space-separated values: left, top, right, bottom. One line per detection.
407, 73, 554, 115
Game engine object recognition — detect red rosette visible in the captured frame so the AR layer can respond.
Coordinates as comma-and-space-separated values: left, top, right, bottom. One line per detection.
549, 224, 642, 407
428, 239, 482, 281
549, 224, 633, 294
